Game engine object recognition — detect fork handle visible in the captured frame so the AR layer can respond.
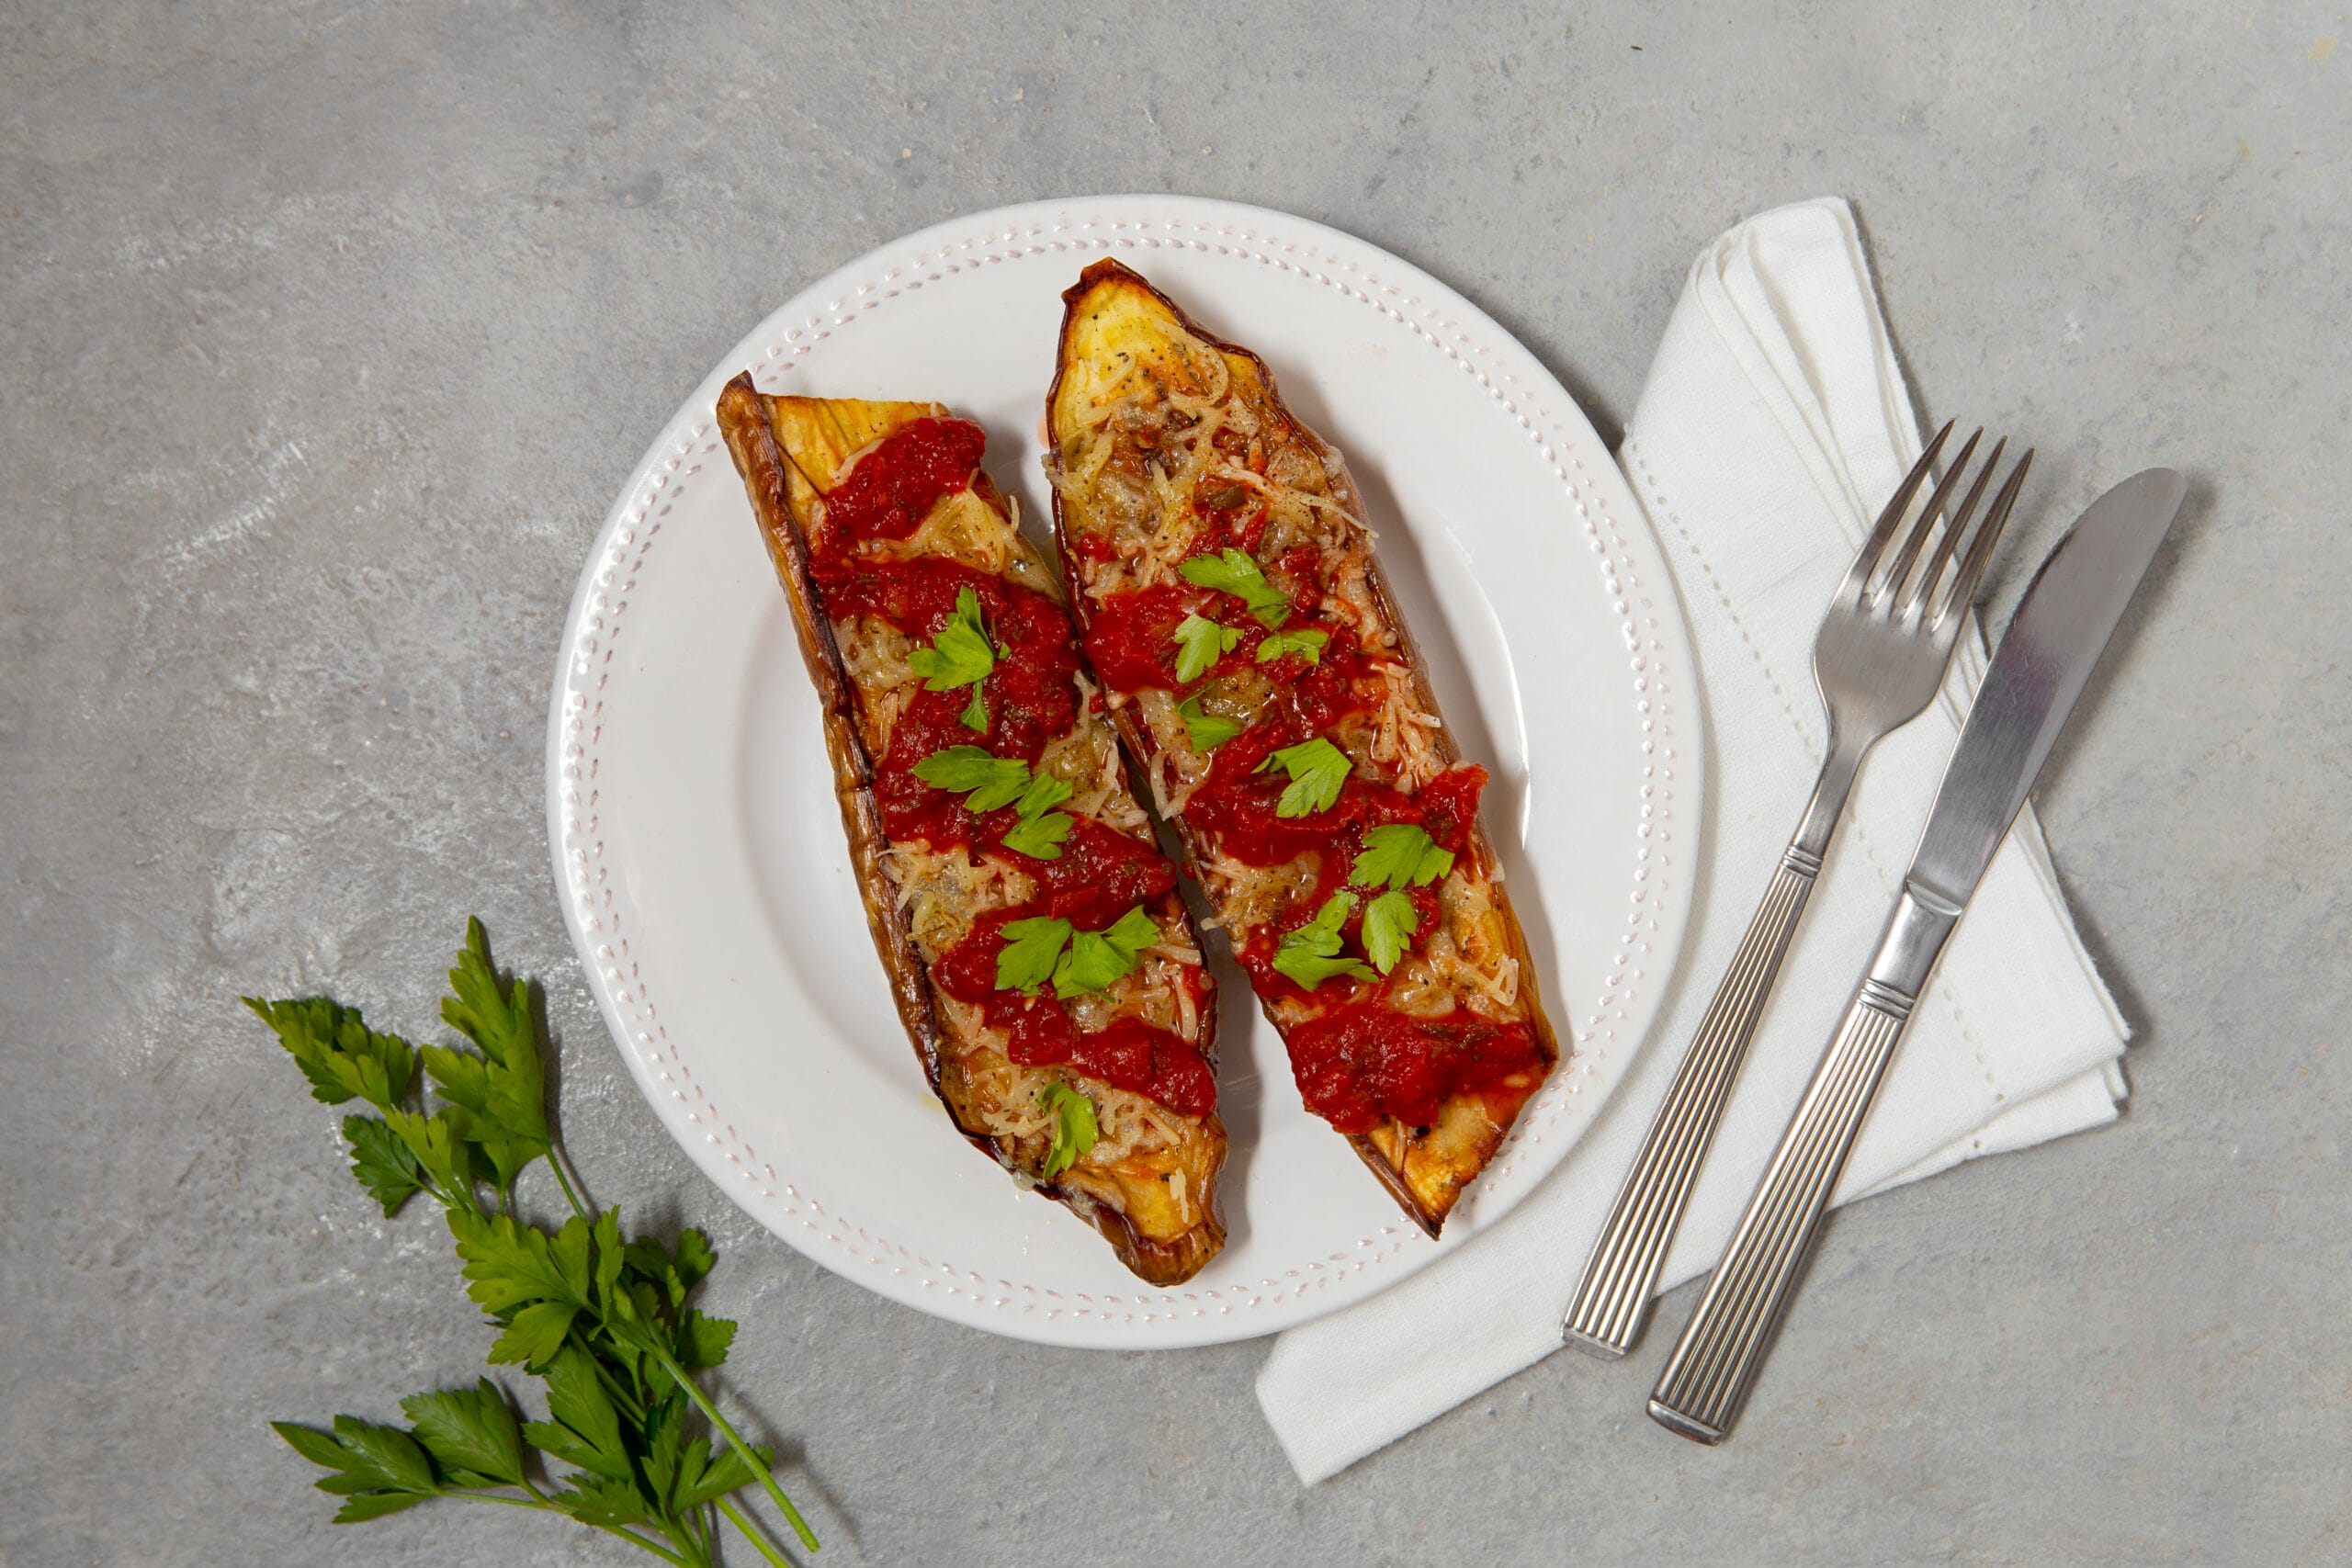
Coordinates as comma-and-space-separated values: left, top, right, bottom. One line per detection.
1562, 846, 1821, 1358
1647, 887, 1959, 1443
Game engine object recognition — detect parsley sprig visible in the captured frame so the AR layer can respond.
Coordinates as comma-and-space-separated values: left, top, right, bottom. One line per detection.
1350, 824, 1455, 892
1255, 735, 1352, 818
1177, 695, 1245, 751
992, 905, 1162, 999
1345, 825, 1454, 974
1180, 547, 1293, 629
1171, 613, 1244, 682
251, 920, 817, 1565
1038, 1083, 1100, 1179
907, 585, 1001, 731
1254, 626, 1328, 666
910, 745, 1075, 861
1272, 892, 1376, 990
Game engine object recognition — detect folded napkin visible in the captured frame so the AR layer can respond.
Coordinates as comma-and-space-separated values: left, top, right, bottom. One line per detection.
1256, 197, 2132, 1484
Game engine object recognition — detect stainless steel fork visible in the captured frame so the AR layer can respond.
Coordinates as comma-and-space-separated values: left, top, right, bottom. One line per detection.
1563, 423, 2030, 1359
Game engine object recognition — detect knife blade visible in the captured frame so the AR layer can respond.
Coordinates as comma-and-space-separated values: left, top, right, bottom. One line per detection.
1907, 466, 2187, 909
1648, 468, 2187, 1445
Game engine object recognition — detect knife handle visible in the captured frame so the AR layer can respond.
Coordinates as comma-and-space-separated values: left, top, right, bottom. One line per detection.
1647, 886, 1958, 1444
1563, 847, 1821, 1359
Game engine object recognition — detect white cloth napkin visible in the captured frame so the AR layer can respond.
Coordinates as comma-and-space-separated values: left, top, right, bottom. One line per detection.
1256, 197, 2132, 1484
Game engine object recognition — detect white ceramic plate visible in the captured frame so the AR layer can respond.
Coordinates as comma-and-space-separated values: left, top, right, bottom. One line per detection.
547, 197, 1701, 1348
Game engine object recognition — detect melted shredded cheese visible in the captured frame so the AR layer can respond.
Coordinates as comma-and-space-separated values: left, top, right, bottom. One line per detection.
938, 997, 1193, 1177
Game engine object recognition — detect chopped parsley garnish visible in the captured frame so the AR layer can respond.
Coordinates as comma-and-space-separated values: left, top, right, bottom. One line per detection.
1055, 905, 1161, 999
993, 906, 1162, 999
1254, 626, 1329, 666
1272, 892, 1375, 990
910, 745, 1029, 811
1178, 695, 1245, 751
1255, 735, 1351, 818
1360, 889, 1421, 975
1013, 771, 1072, 818
1171, 613, 1244, 682
912, 746, 1075, 861
907, 585, 999, 732
1179, 547, 1293, 629
1349, 823, 1455, 891
994, 916, 1073, 993
1039, 1083, 1099, 1179
1000, 809, 1073, 862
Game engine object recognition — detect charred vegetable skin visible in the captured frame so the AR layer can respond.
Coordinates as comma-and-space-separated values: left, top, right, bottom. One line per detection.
1044, 261, 1561, 1235
715, 377, 1226, 1284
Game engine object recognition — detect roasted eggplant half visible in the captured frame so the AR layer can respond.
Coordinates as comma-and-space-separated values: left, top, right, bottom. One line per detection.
716, 377, 1226, 1284
1042, 262, 1561, 1235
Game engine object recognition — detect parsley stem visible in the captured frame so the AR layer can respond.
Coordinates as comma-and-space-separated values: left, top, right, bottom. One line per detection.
645, 1342, 820, 1552
716, 1494, 798, 1568
545, 1143, 593, 1224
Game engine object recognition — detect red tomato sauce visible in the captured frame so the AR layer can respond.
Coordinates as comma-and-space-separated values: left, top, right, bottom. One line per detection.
820, 415, 988, 543
934, 909, 1215, 1118
1283, 1003, 1542, 1133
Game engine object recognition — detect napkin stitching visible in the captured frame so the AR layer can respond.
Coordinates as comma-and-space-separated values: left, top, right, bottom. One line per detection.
1617, 437, 2013, 1110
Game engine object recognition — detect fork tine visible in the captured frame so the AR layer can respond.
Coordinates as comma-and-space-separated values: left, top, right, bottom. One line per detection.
1877, 428, 1983, 611
1836, 421, 1954, 601
1932, 447, 2032, 626
1899, 437, 2004, 621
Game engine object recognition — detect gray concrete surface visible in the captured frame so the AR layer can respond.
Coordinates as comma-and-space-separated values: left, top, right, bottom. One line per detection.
4, 2, 2346, 1563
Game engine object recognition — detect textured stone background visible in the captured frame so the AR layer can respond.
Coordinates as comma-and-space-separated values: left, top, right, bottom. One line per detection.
4, 2, 2346, 1563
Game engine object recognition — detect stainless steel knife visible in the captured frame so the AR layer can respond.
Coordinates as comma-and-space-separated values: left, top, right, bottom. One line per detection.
1646, 467, 2188, 1445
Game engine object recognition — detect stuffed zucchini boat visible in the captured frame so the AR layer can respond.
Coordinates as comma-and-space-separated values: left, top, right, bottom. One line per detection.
716, 378, 1226, 1284
1042, 262, 1560, 1235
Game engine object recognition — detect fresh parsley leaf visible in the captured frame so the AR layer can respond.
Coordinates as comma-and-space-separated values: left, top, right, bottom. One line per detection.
1178, 695, 1245, 751
1171, 612, 1244, 682
995, 916, 1073, 992
913, 745, 1031, 811
676, 1310, 738, 1371
672, 1229, 718, 1292
329, 1414, 439, 1495
341, 1114, 425, 1217
525, 1345, 633, 1482
383, 1108, 473, 1203
1000, 809, 1072, 862
1102, 904, 1162, 956
484, 1299, 577, 1371
446, 1206, 592, 1318
1361, 889, 1421, 974
1053, 931, 1130, 998
676, 1439, 778, 1509
1014, 770, 1073, 819
959, 683, 989, 732
1039, 1082, 1099, 1179
547, 1474, 650, 1529
246, 997, 416, 1112
1272, 893, 1376, 990
1050, 904, 1161, 998
1255, 735, 1352, 818
1255, 626, 1329, 666
1180, 547, 1293, 629
434, 919, 551, 1188
908, 585, 997, 732
1350, 823, 1456, 891
400, 1381, 526, 1487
